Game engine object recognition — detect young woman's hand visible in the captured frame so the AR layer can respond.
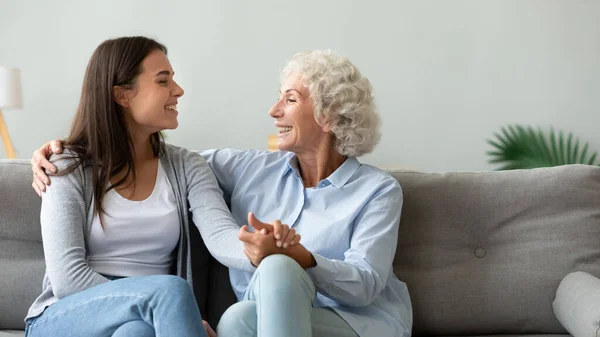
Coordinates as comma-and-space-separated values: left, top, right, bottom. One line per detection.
239, 212, 301, 266
239, 227, 279, 266
246, 212, 300, 248
31, 140, 63, 196
202, 320, 217, 337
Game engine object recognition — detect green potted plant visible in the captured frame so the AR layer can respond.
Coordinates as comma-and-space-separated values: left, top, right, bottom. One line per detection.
487, 124, 598, 170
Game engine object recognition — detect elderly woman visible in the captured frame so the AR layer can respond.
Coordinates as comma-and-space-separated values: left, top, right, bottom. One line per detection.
31, 50, 412, 337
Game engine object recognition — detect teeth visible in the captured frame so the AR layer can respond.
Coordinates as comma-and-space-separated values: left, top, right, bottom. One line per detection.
278, 126, 292, 133
165, 105, 177, 110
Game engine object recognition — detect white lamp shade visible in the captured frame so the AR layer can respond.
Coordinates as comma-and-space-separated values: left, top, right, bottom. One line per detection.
0, 67, 23, 109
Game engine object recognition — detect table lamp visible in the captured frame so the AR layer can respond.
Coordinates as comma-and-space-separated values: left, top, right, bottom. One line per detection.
0, 67, 22, 159
268, 134, 278, 151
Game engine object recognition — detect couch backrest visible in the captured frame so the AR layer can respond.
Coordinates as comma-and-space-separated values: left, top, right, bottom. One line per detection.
2, 160, 599, 335
392, 164, 600, 335
0, 160, 45, 330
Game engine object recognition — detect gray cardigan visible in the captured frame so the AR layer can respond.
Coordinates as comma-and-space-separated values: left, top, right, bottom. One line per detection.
27, 144, 254, 319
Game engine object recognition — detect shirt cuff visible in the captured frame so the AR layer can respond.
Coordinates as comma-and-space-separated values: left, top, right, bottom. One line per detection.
246, 258, 257, 273
306, 253, 337, 289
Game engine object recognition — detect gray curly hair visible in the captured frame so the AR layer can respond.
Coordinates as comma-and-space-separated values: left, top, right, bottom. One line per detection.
281, 50, 381, 157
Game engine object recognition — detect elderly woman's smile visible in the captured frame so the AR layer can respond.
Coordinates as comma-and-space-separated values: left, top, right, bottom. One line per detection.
277, 126, 292, 134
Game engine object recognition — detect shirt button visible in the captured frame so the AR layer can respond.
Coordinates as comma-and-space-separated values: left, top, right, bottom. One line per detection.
475, 248, 486, 258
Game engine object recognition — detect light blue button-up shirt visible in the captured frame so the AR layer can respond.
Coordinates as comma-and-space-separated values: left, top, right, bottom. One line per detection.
201, 149, 412, 337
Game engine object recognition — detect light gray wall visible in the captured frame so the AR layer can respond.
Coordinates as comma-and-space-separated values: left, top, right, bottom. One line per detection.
1, 0, 599, 172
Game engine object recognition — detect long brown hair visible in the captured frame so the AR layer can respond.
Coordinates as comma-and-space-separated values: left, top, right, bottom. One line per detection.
58, 36, 167, 218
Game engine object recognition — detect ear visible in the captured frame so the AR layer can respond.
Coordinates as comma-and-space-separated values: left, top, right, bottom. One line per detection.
113, 85, 130, 109
318, 115, 332, 133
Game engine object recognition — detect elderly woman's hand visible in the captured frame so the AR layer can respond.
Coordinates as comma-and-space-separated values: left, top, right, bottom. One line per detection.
246, 212, 300, 248
239, 212, 302, 266
239, 229, 314, 268
239, 226, 279, 266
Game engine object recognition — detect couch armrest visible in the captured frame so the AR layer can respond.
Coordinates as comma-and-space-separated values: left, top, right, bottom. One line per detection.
553, 271, 600, 337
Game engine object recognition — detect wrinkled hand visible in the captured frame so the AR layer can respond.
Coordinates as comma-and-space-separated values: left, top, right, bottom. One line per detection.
238, 212, 301, 266
202, 320, 216, 337
31, 140, 63, 196
240, 228, 278, 267
246, 212, 300, 248
243, 230, 316, 269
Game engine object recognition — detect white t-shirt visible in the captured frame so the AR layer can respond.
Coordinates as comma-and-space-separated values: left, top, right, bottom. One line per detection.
87, 161, 180, 277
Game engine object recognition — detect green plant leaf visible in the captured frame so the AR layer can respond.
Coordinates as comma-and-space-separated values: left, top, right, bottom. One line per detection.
487, 124, 598, 170
559, 131, 566, 164
572, 141, 580, 165
580, 143, 589, 163
487, 140, 505, 151
566, 133, 573, 164
550, 129, 559, 166
588, 153, 597, 165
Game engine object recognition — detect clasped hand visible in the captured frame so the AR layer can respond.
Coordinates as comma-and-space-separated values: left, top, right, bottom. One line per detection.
238, 212, 315, 269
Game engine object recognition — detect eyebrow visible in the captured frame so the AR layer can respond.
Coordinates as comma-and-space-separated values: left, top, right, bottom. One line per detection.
280, 89, 303, 97
155, 70, 172, 77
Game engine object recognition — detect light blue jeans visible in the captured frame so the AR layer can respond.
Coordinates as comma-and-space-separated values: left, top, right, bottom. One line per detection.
25, 275, 207, 337
217, 254, 358, 337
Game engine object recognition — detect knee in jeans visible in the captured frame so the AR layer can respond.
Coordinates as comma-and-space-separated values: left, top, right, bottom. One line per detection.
254, 255, 314, 297
258, 254, 302, 274
147, 275, 194, 298
217, 301, 256, 335
112, 321, 155, 337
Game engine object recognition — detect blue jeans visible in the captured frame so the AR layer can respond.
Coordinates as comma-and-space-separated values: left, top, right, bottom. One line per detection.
217, 254, 358, 337
25, 275, 207, 337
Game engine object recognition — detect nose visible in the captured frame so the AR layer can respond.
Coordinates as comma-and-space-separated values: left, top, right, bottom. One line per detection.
173, 80, 184, 98
269, 99, 283, 119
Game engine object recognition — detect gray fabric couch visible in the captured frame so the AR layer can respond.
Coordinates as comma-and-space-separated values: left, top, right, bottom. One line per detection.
1, 159, 599, 336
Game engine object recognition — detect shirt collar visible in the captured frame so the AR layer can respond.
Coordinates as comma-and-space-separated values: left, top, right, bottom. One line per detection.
282, 155, 296, 177
282, 155, 361, 189
327, 156, 361, 188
